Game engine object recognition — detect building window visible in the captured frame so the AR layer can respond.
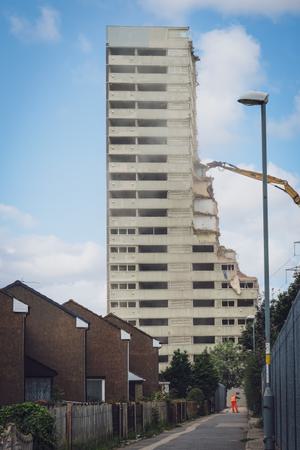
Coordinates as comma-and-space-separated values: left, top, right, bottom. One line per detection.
138, 245, 167, 253
221, 264, 235, 271
109, 83, 135, 91
222, 319, 235, 326
110, 47, 135, 55
140, 300, 168, 308
110, 246, 136, 253
110, 101, 135, 109
238, 319, 246, 325
111, 302, 118, 308
110, 264, 136, 271
193, 281, 215, 289
128, 320, 136, 326
110, 228, 136, 235
193, 300, 215, 307
86, 378, 105, 402
138, 173, 167, 181
110, 191, 136, 198
138, 137, 167, 145
110, 65, 135, 73
193, 263, 214, 271
139, 282, 168, 289
193, 336, 215, 344
138, 101, 167, 109
140, 318, 168, 326
240, 282, 254, 289
137, 120, 167, 128
139, 264, 167, 271
222, 337, 235, 343
138, 191, 167, 199
138, 209, 167, 217
110, 173, 136, 181
138, 227, 167, 235
137, 66, 167, 74
237, 299, 254, 307
109, 154, 136, 162
110, 283, 136, 290
110, 209, 136, 217
221, 283, 231, 289
110, 137, 136, 145
222, 300, 235, 307
137, 48, 167, 56
192, 245, 214, 253
159, 355, 168, 363
155, 336, 168, 344
138, 154, 167, 163
193, 318, 215, 325
137, 83, 166, 92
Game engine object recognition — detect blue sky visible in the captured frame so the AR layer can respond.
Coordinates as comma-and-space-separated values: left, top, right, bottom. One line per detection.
1, 0, 300, 312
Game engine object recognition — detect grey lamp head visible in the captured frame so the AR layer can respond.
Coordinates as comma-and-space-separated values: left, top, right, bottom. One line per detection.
246, 315, 255, 320
238, 91, 269, 106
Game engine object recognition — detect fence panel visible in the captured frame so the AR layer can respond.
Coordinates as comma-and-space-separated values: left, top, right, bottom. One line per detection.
271, 290, 300, 450
49, 405, 67, 449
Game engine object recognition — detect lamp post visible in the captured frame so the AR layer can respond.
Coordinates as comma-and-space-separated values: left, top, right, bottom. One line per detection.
238, 91, 274, 450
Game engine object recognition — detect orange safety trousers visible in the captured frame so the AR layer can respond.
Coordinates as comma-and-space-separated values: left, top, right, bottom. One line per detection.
231, 400, 238, 413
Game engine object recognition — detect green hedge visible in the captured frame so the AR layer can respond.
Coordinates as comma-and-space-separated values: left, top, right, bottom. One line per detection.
0, 402, 56, 450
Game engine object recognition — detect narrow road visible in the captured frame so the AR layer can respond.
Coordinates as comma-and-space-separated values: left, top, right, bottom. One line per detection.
125, 408, 248, 450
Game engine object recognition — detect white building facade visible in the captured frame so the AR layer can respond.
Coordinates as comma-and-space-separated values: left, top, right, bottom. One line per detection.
106, 26, 258, 369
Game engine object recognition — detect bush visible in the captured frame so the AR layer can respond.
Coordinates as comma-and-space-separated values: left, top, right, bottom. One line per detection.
187, 388, 204, 405
0, 402, 56, 450
244, 353, 262, 416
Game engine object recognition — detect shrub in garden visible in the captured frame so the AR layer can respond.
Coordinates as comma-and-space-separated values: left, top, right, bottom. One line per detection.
0, 402, 56, 450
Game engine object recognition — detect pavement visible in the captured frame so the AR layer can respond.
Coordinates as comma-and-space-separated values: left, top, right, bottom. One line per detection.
119, 407, 249, 450
245, 418, 264, 450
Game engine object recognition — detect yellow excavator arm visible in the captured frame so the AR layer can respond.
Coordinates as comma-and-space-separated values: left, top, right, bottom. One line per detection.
206, 161, 300, 207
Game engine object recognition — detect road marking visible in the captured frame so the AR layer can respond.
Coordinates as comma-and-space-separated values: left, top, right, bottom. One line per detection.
139, 415, 219, 450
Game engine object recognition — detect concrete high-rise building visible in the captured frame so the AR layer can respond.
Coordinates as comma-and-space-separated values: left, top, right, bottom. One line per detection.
106, 26, 258, 369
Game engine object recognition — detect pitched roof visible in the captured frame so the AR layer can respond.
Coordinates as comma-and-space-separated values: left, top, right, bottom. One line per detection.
64, 300, 121, 332
105, 313, 154, 340
4, 280, 89, 325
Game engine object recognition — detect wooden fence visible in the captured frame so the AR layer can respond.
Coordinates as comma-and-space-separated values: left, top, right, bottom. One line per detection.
49, 400, 201, 449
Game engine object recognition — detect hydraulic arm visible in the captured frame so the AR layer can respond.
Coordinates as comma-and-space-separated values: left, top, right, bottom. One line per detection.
206, 161, 300, 207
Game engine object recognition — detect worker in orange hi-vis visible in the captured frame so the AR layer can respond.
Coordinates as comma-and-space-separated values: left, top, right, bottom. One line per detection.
231, 392, 240, 413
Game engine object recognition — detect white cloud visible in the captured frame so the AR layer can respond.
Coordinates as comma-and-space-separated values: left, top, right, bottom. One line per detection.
196, 26, 263, 153
0, 209, 107, 314
269, 92, 300, 139
78, 33, 93, 53
9, 7, 61, 43
0, 204, 36, 228
209, 162, 300, 291
139, 0, 300, 19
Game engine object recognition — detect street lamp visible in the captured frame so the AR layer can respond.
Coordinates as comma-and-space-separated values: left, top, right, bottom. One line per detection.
246, 315, 256, 352
238, 91, 274, 450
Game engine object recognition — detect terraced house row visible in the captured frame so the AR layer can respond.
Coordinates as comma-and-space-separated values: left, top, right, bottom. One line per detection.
106, 26, 258, 369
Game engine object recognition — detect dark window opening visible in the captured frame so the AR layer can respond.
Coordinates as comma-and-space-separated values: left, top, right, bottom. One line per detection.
139, 245, 167, 253
86, 378, 104, 402
222, 319, 235, 325
138, 137, 167, 145
138, 101, 167, 109
137, 66, 167, 74
237, 299, 254, 307
222, 300, 235, 307
110, 65, 135, 73
138, 191, 167, 199
222, 283, 231, 289
193, 336, 215, 344
222, 264, 235, 271
139, 264, 167, 271
140, 318, 168, 326
192, 245, 214, 253
193, 318, 215, 325
193, 300, 215, 307
110, 48, 135, 55
138, 209, 167, 217
138, 173, 167, 181
140, 300, 168, 308
193, 281, 215, 289
137, 119, 167, 127
238, 319, 246, 325
110, 191, 136, 198
110, 173, 136, 181
110, 101, 135, 109
155, 336, 168, 344
110, 154, 136, 162
139, 282, 168, 289
137, 83, 166, 92
110, 209, 136, 217
159, 355, 168, 363
138, 155, 167, 163
110, 119, 136, 127
240, 282, 254, 289
138, 227, 167, 235
128, 320, 137, 326
109, 83, 135, 91
110, 137, 136, 145
193, 263, 214, 271
137, 48, 167, 56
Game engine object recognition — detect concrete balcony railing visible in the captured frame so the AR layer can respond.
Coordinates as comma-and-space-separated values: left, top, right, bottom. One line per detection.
108, 126, 190, 137
108, 55, 189, 66
108, 91, 190, 102
109, 109, 190, 119
108, 73, 189, 84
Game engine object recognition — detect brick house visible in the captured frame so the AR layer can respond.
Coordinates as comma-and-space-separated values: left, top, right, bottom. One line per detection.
0, 290, 28, 405
63, 300, 130, 402
105, 313, 160, 398
4, 281, 89, 402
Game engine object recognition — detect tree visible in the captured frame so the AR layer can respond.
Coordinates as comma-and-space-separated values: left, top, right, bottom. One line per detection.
161, 349, 193, 398
272, 272, 300, 338
243, 353, 262, 415
193, 350, 219, 400
210, 342, 245, 389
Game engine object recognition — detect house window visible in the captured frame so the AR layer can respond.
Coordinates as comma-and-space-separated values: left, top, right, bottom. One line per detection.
86, 378, 105, 402
25, 378, 52, 402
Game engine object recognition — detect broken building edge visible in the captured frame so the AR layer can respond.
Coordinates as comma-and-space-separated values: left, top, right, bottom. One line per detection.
106, 26, 258, 370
